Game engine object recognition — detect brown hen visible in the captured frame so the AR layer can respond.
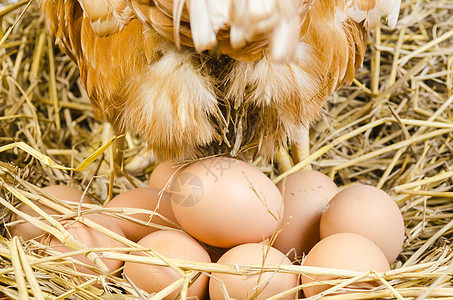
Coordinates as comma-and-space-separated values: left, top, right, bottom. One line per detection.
39, 0, 400, 163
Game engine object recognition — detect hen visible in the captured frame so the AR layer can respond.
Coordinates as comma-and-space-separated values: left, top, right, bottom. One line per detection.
40, 0, 400, 163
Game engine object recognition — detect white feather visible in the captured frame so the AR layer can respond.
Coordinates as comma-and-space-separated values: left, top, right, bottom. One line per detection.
247, 0, 274, 21
335, 7, 349, 23
365, 6, 383, 28
89, 16, 125, 36
229, 0, 248, 48
78, 0, 124, 36
189, 0, 230, 52
386, 0, 401, 28
346, 7, 367, 23
106, 0, 134, 23
189, 0, 216, 52
229, 25, 247, 49
207, 0, 230, 32
336, 0, 401, 29
271, 16, 299, 62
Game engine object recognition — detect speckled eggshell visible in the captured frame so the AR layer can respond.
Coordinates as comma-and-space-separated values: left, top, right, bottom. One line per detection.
274, 169, 338, 260
47, 213, 127, 276
169, 157, 283, 248
319, 184, 405, 263
302, 233, 390, 297
105, 188, 178, 242
209, 243, 298, 300
123, 230, 211, 299
9, 185, 92, 240
148, 160, 183, 192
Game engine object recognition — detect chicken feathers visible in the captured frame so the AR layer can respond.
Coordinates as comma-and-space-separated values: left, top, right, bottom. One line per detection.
40, 0, 400, 161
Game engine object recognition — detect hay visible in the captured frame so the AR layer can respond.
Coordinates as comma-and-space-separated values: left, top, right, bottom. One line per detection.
1, 0, 453, 299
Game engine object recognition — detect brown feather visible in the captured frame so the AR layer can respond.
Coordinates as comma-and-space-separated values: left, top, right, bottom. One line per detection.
39, 0, 398, 161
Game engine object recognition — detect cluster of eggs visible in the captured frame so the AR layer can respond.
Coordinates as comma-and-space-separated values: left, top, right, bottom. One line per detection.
8, 157, 405, 299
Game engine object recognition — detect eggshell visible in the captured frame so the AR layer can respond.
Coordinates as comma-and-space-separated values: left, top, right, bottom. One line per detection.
123, 230, 211, 299
105, 188, 178, 242
47, 213, 127, 276
148, 160, 183, 191
274, 170, 338, 260
169, 157, 283, 248
41, 185, 93, 204
302, 233, 390, 297
209, 243, 298, 300
319, 184, 404, 263
9, 185, 92, 240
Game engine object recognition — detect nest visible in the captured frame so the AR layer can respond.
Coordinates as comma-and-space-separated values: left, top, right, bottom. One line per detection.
1, 0, 453, 299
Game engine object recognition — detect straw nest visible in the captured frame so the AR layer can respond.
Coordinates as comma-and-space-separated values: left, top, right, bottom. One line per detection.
1, 0, 453, 299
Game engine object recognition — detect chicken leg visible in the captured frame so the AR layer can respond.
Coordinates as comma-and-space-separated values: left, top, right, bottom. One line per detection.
291, 126, 310, 168
277, 126, 310, 173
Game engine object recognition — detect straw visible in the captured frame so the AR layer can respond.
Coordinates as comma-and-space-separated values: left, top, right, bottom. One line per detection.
1, 0, 453, 298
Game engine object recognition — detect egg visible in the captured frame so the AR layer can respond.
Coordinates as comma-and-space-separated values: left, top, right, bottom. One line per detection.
319, 184, 404, 263
301, 232, 390, 297
47, 213, 127, 276
209, 243, 298, 300
105, 188, 178, 242
274, 169, 338, 261
9, 185, 92, 240
41, 185, 93, 204
123, 230, 211, 299
148, 160, 183, 191
169, 157, 283, 248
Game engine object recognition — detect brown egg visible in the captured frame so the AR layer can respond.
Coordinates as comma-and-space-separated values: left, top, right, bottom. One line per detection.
209, 243, 298, 300
105, 188, 178, 242
123, 230, 211, 299
47, 213, 127, 276
302, 233, 390, 297
319, 184, 404, 263
148, 160, 183, 192
169, 157, 283, 248
274, 170, 338, 261
9, 185, 92, 240
41, 185, 92, 204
